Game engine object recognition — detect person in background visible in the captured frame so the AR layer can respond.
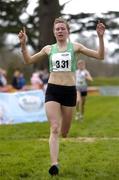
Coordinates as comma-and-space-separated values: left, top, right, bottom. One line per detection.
0, 68, 11, 92
11, 69, 26, 90
39, 68, 49, 91
75, 60, 93, 120
0, 68, 7, 87
30, 71, 44, 90
18, 17, 105, 176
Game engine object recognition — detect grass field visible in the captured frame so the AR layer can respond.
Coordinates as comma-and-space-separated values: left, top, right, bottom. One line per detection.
0, 96, 119, 180
91, 77, 119, 86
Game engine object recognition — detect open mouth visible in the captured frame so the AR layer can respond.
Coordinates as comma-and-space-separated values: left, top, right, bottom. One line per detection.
58, 34, 63, 38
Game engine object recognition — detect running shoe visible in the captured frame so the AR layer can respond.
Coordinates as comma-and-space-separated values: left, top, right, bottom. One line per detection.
49, 165, 59, 175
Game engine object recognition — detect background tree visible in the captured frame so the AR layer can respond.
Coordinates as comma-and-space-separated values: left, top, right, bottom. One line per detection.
0, 0, 119, 76
31, 0, 62, 68
66, 11, 119, 60
0, 0, 62, 69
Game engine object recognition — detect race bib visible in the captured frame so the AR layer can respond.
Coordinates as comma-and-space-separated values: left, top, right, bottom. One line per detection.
52, 52, 71, 71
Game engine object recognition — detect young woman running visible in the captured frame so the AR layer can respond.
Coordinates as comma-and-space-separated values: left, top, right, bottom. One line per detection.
18, 17, 105, 175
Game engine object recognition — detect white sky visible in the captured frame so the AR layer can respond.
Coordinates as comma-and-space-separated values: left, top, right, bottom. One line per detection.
59, 0, 119, 14
27, 0, 119, 15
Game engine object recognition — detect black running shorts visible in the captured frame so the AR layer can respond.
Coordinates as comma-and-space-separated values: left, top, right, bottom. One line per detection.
76, 87, 88, 97
80, 91, 87, 96
45, 83, 76, 107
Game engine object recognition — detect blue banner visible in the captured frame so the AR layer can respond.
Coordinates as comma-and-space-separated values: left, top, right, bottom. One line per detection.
0, 90, 47, 124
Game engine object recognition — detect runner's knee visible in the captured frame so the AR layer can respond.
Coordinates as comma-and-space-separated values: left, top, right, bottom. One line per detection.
51, 124, 60, 134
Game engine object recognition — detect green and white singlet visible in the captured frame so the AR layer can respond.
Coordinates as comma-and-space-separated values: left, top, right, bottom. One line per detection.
49, 42, 77, 72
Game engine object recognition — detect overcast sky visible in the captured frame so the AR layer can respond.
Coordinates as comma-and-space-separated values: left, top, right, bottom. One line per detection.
28, 0, 119, 15
59, 0, 119, 14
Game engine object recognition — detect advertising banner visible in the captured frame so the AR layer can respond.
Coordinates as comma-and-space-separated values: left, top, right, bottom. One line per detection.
0, 90, 47, 124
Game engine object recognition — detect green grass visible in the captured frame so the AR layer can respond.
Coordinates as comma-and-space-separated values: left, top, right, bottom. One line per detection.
91, 77, 119, 86
0, 96, 119, 179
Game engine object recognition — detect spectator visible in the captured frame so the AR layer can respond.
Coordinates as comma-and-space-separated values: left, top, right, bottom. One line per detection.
39, 69, 49, 90
11, 69, 26, 90
30, 71, 44, 90
0, 68, 7, 87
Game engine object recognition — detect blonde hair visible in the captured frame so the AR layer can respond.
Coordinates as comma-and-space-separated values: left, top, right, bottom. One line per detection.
54, 17, 70, 32
77, 60, 85, 65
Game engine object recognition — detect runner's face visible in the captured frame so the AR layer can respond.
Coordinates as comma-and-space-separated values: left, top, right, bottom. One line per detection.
53, 23, 69, 41
78, 62, 85, 70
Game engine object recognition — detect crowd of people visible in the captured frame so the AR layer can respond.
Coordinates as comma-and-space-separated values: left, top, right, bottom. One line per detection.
0, 68, 49, 92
